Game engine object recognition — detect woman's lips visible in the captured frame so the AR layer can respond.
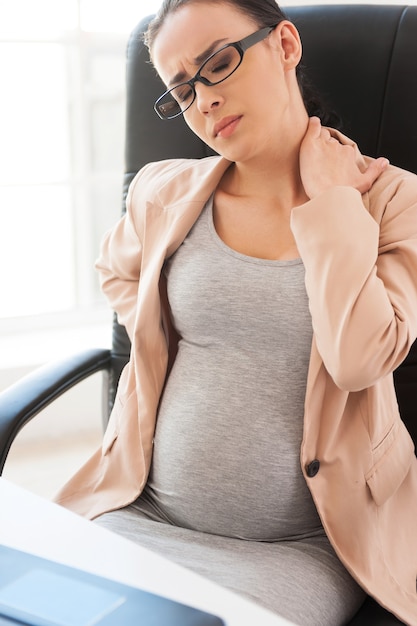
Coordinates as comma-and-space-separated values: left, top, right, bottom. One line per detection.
213, 116, 242, 138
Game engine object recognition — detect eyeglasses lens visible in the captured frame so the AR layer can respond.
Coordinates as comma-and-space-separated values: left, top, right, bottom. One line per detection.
156, 45, 241, 119
201, 46, 240, 84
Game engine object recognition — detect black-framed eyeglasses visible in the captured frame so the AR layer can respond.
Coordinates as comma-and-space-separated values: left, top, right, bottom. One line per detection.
154, 25, 276, 120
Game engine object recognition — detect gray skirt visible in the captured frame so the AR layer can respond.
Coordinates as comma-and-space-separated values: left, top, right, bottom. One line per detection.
95, 504, 365, 626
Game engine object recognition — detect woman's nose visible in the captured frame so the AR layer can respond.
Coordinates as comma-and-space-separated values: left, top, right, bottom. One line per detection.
194, 82, 223, 114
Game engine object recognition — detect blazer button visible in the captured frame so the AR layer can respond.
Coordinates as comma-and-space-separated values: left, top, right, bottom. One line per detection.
306, 460, 320, 477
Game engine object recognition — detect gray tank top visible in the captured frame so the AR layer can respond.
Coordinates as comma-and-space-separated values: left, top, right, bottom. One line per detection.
140, 196, 323, 541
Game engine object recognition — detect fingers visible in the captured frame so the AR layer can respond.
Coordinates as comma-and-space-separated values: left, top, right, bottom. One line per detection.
301, 117, 390, 197
306, 117, 340, 144
308, 116, 322, 137
357, 157, 390, 194
374, 156, 390, 171
306, 115, 322, 139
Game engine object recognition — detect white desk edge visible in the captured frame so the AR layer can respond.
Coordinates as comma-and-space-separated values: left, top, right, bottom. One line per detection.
0, 478, 296, 626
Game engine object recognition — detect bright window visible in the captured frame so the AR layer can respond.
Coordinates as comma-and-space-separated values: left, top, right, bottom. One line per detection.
0, 0, 163, 331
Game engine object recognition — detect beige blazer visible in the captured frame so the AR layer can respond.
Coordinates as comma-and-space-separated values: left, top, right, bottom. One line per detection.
56, 133, 417, 624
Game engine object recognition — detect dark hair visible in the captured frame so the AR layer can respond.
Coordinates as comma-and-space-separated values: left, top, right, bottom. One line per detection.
144, 0, 341, 129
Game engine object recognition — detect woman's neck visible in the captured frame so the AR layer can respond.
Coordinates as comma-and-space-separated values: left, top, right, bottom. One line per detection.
222, 150, 309, 213
221, 114, 310, 212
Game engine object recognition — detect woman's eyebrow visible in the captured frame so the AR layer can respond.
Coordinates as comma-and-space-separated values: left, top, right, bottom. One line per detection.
168, 37, 229, 86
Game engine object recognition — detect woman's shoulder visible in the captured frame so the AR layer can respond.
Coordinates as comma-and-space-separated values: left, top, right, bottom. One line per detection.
366, 158, 417, 223
126, 155, 230, 209
132, 155, 225, 189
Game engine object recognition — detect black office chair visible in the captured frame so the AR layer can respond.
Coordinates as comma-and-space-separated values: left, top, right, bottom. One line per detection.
1, 5, 417, 624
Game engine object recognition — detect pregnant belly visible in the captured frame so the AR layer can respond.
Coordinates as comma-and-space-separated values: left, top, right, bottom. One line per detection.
144, 348, 322, 541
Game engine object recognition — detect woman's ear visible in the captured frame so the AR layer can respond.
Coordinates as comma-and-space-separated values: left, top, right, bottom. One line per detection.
270, 20, 302, 70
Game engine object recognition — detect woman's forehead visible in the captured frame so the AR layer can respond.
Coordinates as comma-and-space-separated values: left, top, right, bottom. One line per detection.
151, 2, 254, 84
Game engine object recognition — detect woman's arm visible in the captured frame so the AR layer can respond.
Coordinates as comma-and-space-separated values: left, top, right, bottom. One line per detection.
292, 127, 417, 390
95, 172, 145, 341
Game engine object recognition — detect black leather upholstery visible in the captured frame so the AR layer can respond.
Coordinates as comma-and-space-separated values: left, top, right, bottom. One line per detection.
1, 6, 416, 625
289, 4, 417, 172
0, 349, 112, 471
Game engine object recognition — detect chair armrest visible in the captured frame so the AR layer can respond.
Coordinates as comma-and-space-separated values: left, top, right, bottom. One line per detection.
0, 348, 112, 473
348, 596, 404, 625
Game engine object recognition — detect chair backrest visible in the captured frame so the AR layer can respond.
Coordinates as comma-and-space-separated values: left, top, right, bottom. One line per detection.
107, 4, 417, 445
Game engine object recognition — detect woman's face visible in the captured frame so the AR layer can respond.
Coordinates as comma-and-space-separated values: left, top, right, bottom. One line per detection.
152, 1, 305, 165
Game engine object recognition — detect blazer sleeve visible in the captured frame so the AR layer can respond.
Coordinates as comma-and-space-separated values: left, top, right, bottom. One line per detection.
95, 169, 147, 341
291, 167, 417, 391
